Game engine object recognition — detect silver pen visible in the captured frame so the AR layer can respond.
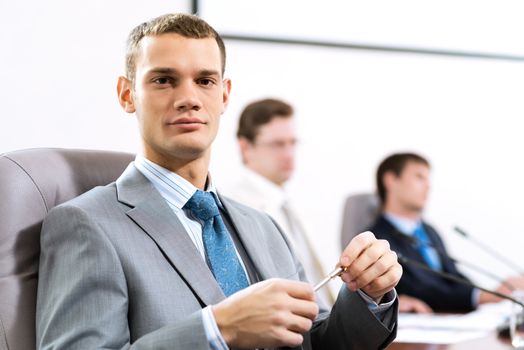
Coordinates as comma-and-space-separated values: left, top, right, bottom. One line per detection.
313, 266, 348, 292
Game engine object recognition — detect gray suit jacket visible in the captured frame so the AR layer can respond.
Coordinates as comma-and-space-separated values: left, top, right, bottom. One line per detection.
36, 164, 397, 349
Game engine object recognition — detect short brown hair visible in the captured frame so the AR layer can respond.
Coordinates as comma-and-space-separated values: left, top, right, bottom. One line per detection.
237, 98, 294, 142
376, 153, 430, 203
125, 13, 226, 83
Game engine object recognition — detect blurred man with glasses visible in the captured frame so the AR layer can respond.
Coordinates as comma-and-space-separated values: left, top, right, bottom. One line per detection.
224, 98, 334, 308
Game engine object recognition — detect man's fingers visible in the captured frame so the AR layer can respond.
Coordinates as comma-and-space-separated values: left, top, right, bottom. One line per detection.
339, 231, 402, 300
340, 231, 376, 266
213, 278, 320, 348
264, 279, 318, 319
348, 249, 397, 290
414, 302, 433, 314
284, 312, 314, 333
344, 239, 390, 281
273, 328, 304, 347
399, 295, 433, 314
361, 263, 403, 299
290, 298, 319, 320
282, 280, 315, 301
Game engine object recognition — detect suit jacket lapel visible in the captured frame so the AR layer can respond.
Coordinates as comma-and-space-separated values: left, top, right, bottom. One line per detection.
220, 195, 281, 281
116, 164, 225, 306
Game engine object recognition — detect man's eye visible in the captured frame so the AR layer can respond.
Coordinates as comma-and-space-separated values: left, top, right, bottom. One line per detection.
198, 78, 215, 86
153, 77, 172, 85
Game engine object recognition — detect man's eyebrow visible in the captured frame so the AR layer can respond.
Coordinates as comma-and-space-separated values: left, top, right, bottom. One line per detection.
197, 69, 220, 77
144, 68, 220, 77
146, 67, 178, 75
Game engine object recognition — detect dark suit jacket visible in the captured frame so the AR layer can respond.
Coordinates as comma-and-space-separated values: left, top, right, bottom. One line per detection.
369, 215, 475, 312
36, 164, 398, 349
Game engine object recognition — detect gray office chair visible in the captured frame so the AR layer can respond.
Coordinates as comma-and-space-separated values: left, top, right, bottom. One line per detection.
0, 148, 134, 350
340, 193, 381, 250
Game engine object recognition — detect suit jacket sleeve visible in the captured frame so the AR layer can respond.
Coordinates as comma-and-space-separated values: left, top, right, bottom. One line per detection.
36, 204, 211, 350
309, 287, 398, 350
268, 215, 398, 349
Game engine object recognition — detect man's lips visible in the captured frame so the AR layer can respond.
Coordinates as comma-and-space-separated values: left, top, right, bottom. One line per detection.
167, 117, 206, 131
169, 117, 206, 125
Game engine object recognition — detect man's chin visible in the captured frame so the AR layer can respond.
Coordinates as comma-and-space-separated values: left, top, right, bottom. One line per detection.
408, 206, 424, 214
279, 172, 293, 184
160, 143, 210, 162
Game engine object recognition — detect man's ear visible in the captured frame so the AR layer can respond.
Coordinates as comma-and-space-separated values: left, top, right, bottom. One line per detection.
221, 78, 232, 113
238, 137, 253, 164
383, 171, 397, 190
117, 76, 136, 113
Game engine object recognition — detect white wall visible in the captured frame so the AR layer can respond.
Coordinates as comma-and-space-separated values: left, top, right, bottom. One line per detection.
0, 0, 190, 152
2, 0, 524, 289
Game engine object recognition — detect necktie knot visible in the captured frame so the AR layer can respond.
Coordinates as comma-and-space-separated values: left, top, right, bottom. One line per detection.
184, 190, 219, 221
183, 189, 249, 296
413, 224, 433, 247
412, 224, 442, 271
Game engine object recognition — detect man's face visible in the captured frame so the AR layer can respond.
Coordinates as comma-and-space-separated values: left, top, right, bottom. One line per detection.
118, 33, 230, 167
386, 161, 430, 212
241, 117, 297, 186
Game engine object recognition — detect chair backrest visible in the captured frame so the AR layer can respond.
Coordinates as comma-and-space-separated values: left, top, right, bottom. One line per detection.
340, 193, 381, 250
0, 148, 134, 350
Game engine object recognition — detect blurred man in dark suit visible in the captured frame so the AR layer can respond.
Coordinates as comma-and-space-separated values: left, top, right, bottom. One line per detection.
369, 152, 521, 312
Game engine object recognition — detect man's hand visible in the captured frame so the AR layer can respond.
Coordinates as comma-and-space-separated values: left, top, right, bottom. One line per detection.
212, 278, 319, 348
398, 294, 433, 314
339, 231, 402, 301
504, 276, 524, 291
480, 276, 524, 304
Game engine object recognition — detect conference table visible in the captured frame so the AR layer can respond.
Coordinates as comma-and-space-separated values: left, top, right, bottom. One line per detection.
389, 333, 513, 349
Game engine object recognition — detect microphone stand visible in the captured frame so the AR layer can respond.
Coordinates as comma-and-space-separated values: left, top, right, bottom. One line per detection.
454, 226, 524, 276
399, 253, 524, 339
397, 253, 524, 308
391, 229, 515, 290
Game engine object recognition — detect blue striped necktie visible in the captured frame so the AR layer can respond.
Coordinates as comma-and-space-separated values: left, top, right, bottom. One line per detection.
413, 224, 442, 271
184, 190, 249, 296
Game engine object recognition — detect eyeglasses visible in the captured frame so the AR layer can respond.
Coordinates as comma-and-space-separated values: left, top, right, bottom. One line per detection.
253, 139, 299, 152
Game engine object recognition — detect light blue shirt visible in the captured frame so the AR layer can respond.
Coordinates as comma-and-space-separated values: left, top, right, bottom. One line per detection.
135, 155, 396, 348
384, 212, 420, 237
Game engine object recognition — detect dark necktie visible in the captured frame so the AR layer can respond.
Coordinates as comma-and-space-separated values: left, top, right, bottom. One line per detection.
184, 190, 249, 296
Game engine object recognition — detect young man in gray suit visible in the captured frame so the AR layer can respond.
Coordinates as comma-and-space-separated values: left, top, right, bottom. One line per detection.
36, 13, 401, 349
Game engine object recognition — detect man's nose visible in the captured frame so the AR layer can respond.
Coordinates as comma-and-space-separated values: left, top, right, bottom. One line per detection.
173, 81, 203, 112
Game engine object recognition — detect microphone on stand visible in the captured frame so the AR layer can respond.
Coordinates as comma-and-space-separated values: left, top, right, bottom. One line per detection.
390, 229, 515, 291
396, 253, 523, 308
454, 226, 524, 276
397, 253, 524, 339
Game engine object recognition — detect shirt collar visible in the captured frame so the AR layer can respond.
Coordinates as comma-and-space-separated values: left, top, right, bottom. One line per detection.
383, 212, 421, 236
134, 154, 220, 210
242, 167, 287, 207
